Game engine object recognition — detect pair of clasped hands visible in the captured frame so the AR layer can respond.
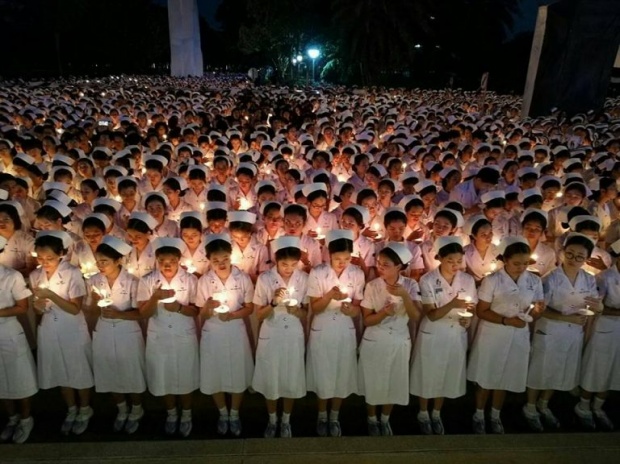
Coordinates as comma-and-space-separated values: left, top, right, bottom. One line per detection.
267, 288, 303, 319
201, 295, 233, 322
447, 295, 477, 329
326, 286, 356, 317
377, 282, 411, 318
568, 296, 604, 326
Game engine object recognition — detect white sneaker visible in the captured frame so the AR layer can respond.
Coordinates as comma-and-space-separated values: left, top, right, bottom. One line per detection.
72, 407, 94, 435
1, 415, 19, 441
13, 417, 34, 444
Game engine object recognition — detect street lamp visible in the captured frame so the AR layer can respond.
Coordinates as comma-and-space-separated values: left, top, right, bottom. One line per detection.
307, 48, 320, 82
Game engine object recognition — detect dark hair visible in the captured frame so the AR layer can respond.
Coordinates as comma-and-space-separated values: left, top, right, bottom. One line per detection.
155, 246, 182, 259
286, 168, 302, 183
383, 209, 407, 226
575, 220, 601, 234
307, 189, 327, 204
435, 209, 459, 229
95, 243, 124, 261
207, 189, 227, 202
378, 247, 405, 268
403, 197, 424, 212
180, 216, 203, 232
127, 218, 153, 234
284, 204, 307, 222
82, 216, 106, 233
378, 179, 396, 194
103, 167, 124, 179
590, 177, 616, 202
484, 197, 506, 210
145, 158, 164, 172
144, 194, 166, 209
118, 178, 137, 192
442, 202, 464, 214
229, 221, 253, 234
501, 242, 531, 261
53, 167, 73, 181
93, 204, 116, 217
564, 234, 594, 257
342, 206, 364, 228
334, 183, 354, 203
206, 208, 227, 222
522, 211, 547, 230
236, 166, 255, 178
262, 202, 281, 217
163, 177, 186, 194
328, 238, 353, 255
34, 235, 66, 255
564, 182, 587, 198
476, 167, 500, 185
82, 179, 107, 198
438, 242, 464, 258
523, 194, 543, 209
257, 184, 277, 197
472, 218, 492, 236
36, 204, 69, 224
188, 169, 207, 182
205, 239, 233, 258
275, 247, 302, 261
0, 203, 22, 230
356, 188, 377, 205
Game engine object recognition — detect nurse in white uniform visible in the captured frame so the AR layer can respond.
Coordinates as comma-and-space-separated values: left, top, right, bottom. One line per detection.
126, 212, 157, 278
420, 209, 464, 274
228, 211, 269, 282
252, 236, 308, 439
145, 192, 180, 239
467, 237, 544, 435
87, 236, 146, 434
0, 235, 36, 444
521, 208, 557, 277
30, 231, 94, 436
340, 205, 376, 280
524, 233, 602, 431
358, 243, 422, 436
281, 204, 322, 272
137, 238, 199, 438
463, 215, 501, 284
179, 212, 210, 277
196, 233, 254, 437
411, 237, 476, 435
306, 229, 364, 438
577, 239, 620, 431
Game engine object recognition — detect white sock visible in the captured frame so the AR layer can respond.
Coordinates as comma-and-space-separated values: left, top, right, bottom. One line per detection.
68, 405, 78, 415
490, 408, 501, 420
181, 409, 192, 421
380, 413, 390, 424
131, 404, 143, 415
579, 397, 591, 411
474, 409, 484, 420
167, 408, 178, 418
537, 399, 549, 411
417, 410, 430, 420
367, 415, 377, 423
592, 397, 605, 412
281, 412, 291, 424
431, 409, 441, 420
230, 409, 239, 419
318, 410, 328, 421
219, 407, 229, 418
268, 412, 277, 424
79, 406, 92, 414
117, 401, 128, 415
7, 414, 19, 425
329, 410, 339, 422
525, 403, 537, 415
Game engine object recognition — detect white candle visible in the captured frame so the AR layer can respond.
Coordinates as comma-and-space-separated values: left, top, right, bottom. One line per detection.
556, 191, 563, 198
239, 198, 251, 210
31, 251, 38, 258
212, 291, 230, 313
490, 262, 497, 271
184, 259, 196, 274
492, 238, 500, 246
199, 202, 206, 211
464, 296, 472, 303
531, 253, 538, 261
38, 282, 48, 290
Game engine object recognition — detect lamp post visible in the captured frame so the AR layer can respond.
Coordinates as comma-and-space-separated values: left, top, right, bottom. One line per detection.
307, 48, 320, 83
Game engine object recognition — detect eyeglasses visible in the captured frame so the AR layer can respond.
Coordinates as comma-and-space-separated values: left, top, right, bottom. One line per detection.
309, 202, 326, 210
564, 251, 586, 263
284, 219, 303, 229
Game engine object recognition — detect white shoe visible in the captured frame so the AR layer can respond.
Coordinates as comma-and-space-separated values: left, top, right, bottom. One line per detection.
1, 415, 19, 441
13, 417, 34, 444
72, 407, 94, 435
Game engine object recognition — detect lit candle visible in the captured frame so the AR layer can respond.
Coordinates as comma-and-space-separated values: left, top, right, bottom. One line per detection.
81, 262, 98, 278
490, 262, 497, 271
556, 191, 563, 198
184, 259, 196, 274
531, 253, 538, 262
464, 296, 472, 303
162, 134, 168, 141
212, 290, 230, 313
147, 118, 152, 125
114, 195, 122, 202
38, 282, 48, 290
492, 238, 500, 246
199, 202, 206, 211
239, 198, 251, 210
31, 251, 38, 258
402, 162, 407, 170
127, 266, 135, 275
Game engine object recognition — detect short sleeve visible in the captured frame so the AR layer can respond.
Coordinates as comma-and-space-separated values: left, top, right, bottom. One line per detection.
411, 244, 424, 270
353, 269, 365, 301
68, 269, 87, 299
306, 268, 323, 299
477, 274, 495, 303
419, 276, 435, 306
242, 272, 254, 304
361, 281, 377, 311
137, 275, 154, 303
406, 278, 421, 301
11, 272, 32, 301
253, 274, 271, 307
